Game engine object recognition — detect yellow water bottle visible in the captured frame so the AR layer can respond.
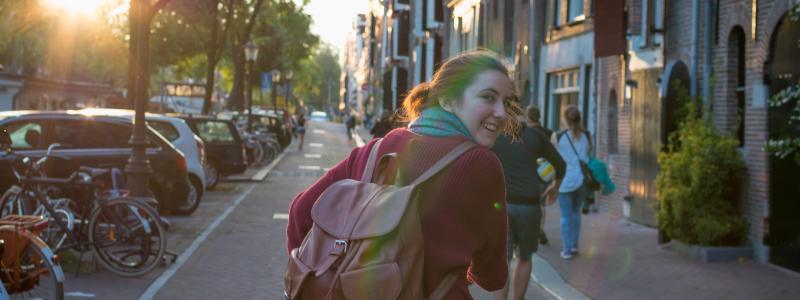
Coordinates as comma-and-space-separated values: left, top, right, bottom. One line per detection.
537, 158, 555, 183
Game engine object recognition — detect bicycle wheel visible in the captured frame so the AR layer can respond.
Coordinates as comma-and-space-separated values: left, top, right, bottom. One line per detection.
0, 186, 32, 217
0, 229, 65, 300
88, 197, 166, 277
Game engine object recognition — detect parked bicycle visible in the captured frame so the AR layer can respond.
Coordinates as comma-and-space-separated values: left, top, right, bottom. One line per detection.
0, 141, 167, 277
0, 214, 64, 300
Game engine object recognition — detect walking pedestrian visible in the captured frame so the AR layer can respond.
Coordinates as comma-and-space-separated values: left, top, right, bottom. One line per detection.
527, 105, 553, 245
491, 106, 565, 300
286, 51, 520, 298
552, 106, 590, 260
295, 111, 306, 151
369, 110, 394, 139
345, 114, 356, 139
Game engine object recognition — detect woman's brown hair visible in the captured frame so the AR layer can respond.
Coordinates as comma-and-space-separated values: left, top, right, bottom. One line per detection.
563, 105, 583, 137
400, 50, 521, 138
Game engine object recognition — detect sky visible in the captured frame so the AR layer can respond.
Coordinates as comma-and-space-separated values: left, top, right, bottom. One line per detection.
302, 0, 370, 60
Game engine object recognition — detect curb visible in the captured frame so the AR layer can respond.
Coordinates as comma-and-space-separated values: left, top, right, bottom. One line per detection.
531, 254, 591, 300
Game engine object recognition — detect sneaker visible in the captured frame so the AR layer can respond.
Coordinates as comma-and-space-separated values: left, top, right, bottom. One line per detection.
570, 248, 579, 255
560, 252, 574, 260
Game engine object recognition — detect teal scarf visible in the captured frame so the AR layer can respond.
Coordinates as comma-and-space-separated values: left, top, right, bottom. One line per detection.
408, 106, 473, 139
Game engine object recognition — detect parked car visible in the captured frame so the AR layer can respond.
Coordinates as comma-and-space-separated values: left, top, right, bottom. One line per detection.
309, 111, 329, 122
171, 115, 247, 189
219, 112, 292, 148
0, 111, 190, 213
77, 108, 206, 215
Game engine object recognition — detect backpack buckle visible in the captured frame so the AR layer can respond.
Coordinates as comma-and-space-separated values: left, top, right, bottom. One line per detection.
332, 239, 349, 255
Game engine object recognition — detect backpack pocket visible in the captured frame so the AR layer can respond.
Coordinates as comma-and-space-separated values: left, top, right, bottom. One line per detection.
340, 263, 402, 300
284, 250, 312, 299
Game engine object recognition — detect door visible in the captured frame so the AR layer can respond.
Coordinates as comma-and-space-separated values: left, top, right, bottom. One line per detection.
766, 11, 800, 273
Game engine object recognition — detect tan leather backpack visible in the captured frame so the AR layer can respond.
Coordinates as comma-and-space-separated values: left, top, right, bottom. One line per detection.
285, 139, 476, 299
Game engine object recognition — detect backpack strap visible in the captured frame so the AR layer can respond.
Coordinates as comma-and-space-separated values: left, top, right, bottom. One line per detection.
360, 138, 384, 182
410, 141, 476, 186
427, 271, 460, 300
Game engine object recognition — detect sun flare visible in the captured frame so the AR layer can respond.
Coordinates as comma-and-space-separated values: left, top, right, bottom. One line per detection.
42, 0, 108, 16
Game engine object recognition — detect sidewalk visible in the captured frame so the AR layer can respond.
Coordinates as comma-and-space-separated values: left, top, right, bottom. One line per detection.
536, 204, 800, 299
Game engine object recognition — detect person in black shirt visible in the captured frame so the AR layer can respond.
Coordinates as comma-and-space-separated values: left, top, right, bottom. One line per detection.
491, 106, 566, 300
527, 105, 553, 245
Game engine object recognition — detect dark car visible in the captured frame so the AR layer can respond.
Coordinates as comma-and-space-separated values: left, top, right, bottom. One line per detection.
171, 115, 247, 189
0, 111, 190, 213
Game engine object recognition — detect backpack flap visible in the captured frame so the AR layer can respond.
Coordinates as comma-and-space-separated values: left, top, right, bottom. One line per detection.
311, 180, 416, 240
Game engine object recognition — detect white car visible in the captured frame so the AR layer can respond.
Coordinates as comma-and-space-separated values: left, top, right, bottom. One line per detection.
77, 108, 206, 215
309, 111, 329, 122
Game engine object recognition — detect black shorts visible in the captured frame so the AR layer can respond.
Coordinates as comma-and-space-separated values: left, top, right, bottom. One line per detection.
507, 203, 543, 261
297, 127, 306, 134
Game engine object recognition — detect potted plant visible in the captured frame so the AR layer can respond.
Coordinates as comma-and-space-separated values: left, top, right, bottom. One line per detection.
656, 89, 749, 262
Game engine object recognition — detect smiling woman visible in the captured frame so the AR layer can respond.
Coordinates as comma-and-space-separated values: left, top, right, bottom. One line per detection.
42, 0, 107, 15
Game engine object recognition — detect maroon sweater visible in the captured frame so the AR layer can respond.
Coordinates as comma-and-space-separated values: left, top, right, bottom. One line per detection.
286, 128, 508, 298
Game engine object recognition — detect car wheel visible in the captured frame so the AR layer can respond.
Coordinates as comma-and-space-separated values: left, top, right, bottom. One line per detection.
205, 162, 220, 190
173, 177, 201, 215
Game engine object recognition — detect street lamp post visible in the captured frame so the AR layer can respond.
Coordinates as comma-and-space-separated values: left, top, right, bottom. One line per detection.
285, 71, 293, 111
271, 70, 281, 112
244, 41, 259, 132
126, 0, 154, 199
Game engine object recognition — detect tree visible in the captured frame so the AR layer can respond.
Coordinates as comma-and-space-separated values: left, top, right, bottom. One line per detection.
226, 0, 265, 111
292, 45, 340, 111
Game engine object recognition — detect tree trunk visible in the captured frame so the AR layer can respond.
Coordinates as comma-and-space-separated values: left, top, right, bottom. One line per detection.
228, 49, 245, 111
202, 0, 220, 115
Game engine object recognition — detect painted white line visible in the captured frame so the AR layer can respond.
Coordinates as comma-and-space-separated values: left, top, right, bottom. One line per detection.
323, 168, 331, 172
140, 183, 258, 299
353, 128, 365, 147
273, 213, 289, 220
309, 143, 323, 147
253, 148, 290, 181
313, 129, 325, 134
298, 165, 321, 170
531, 254, 591, 300
65, 292, 96, 298
304, 154, 322, 158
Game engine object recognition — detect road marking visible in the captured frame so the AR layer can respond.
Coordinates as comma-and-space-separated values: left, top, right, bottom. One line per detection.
140, 183, 259, 300
313, 129, 325, 134
304, 154, 321, 158
273, 213, 289, 220
299, 165, 321, 170
65, 292, 96, 298
353, 127, 366, 147
139, 182, 259, 299
309, 143, 323, 147
323, 168, 331, 172
253, 147, 290, 181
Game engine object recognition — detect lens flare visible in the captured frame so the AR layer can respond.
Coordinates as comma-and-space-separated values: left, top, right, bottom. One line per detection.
42, 0, 107, 16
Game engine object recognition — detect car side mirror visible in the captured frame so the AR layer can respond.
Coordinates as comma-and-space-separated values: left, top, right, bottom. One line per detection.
0, 129, 12, 152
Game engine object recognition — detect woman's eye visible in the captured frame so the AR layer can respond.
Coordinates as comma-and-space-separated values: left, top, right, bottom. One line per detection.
482, 95, 495, 102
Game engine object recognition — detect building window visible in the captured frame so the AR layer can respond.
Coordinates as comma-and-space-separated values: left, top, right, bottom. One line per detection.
729, 26, 746, 146
568, 0, 585, 21
608, 89, 619, 154
549, 69, 580, 130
